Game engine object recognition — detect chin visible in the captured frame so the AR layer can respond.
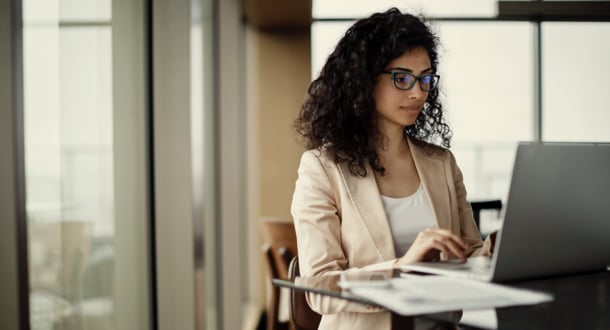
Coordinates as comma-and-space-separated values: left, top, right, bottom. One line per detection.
401, 117, 419, 127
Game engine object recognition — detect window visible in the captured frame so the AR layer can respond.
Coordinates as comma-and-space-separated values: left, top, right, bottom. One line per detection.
436, 22, 534, 200
542, 22, 610, 142
23, 0, 151, 328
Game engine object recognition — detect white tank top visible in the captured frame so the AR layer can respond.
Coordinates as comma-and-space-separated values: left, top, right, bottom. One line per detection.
380, 184, 436, 257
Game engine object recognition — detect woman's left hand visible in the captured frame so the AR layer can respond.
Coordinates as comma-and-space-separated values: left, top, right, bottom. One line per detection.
487, 230, 499, 254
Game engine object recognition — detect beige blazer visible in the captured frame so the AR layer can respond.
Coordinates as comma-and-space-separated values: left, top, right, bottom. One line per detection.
291, 138, 491, 329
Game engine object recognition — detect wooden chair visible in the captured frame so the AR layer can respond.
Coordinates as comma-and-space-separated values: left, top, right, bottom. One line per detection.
261, 218, 298, 330
287, 256, 321, 330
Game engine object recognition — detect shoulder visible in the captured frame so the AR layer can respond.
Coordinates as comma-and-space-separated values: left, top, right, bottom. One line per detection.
298, 148, 349, 188
300, 147, 338, 168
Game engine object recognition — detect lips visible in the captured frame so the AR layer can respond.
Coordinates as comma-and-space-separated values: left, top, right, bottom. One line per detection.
401, 105, 422, 112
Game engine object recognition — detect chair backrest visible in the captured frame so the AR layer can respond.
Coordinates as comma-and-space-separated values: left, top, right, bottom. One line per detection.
261, 218, 297, 280
260, 217, 298, 330
288, 256, 321, 330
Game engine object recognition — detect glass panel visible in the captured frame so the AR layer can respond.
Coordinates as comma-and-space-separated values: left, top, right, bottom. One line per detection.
23, 0, 150, 329
542, 22, 610, 142
311, 21, 352, 79
60, 0, 111, 21
436, 22, 534, 203
313, 0, 497, 19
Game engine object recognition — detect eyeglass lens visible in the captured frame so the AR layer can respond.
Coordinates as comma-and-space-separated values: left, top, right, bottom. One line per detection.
391, 72, 438, 91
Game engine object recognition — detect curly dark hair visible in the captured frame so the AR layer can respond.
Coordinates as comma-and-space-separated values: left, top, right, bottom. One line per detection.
294, 8, 452, 176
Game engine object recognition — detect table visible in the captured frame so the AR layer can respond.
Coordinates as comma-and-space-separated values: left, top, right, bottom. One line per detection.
273, 269, 610, 329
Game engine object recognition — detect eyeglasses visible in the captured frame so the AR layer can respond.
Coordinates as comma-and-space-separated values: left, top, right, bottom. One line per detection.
382, 71, 440, 92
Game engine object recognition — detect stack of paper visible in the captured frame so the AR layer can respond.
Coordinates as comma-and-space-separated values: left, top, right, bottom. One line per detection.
348, 275, 553, 316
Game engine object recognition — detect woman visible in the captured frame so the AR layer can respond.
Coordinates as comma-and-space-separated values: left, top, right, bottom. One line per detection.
291, 8, 494, 329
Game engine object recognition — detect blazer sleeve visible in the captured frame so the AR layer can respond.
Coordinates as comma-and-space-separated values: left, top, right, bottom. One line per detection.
447, 151, 492, 257
291, 151, 390, 314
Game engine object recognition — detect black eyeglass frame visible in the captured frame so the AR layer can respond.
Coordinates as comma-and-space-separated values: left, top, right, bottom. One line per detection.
381, 71, 440, 92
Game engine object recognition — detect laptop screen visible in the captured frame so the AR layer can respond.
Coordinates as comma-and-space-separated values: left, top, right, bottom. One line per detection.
493, 142, 610, 281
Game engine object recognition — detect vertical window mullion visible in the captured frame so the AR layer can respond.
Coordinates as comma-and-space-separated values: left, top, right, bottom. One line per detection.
533, 20, 542, 142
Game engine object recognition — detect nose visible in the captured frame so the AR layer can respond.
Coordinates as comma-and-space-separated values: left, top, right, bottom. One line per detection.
407, 83, 427, 100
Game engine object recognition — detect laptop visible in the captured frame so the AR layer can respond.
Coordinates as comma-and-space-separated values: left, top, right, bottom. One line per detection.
401, 142, 610, 282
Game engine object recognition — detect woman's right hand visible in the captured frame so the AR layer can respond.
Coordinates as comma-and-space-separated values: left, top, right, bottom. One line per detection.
398, 228, 468, 264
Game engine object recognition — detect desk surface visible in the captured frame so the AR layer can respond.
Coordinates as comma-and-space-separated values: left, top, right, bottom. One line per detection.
274, 269, 610, 329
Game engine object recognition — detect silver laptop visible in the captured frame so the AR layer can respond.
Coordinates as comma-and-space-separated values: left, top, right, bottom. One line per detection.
401, 142, 610, 282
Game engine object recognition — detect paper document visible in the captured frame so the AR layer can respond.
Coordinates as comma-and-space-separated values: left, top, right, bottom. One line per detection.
348, 275, 553, 316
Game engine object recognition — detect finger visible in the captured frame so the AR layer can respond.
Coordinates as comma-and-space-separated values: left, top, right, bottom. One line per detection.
422, 249, 441, 262
426, 239, 455, 257
428, 229, 468, 250
432, 238, 466, 260
487, 230, 495, 240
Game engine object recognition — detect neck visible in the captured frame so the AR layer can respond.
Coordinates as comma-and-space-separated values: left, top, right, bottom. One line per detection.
378, 126, 409, 160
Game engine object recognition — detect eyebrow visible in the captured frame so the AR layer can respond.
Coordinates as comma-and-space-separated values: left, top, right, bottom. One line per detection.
386, 67, 433, 74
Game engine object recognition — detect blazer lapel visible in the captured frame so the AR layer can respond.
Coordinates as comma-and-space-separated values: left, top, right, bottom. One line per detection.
338, 162, 396, 260
409, 139, 451, 230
